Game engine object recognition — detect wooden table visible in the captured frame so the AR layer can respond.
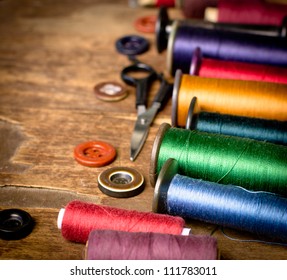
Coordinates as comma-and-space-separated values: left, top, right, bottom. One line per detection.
0, 0, 286, 260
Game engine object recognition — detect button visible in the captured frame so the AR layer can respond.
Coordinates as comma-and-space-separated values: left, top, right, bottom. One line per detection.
134, 15, 156, 33
0, 209, 34, 240
74, 141, 116, 167
115, 35, 149, 55
98, 166, 144, 198
94, 81, 128, 102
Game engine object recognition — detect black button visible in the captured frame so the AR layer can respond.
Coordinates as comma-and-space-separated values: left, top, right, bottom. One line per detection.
0, 209, 34, 240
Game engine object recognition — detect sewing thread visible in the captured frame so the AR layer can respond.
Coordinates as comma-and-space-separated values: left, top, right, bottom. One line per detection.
181, 0, 218, 18
172, 71, 287, 127
155, 0, 175, 6
217, 0, 287, 26
86, 230, 218, 260
152, 124, 287, 196
59, 200, 186, 243
156, 169, 287, 243
185, 97, 287, 145
168, 22, 287, 74
194, 111, 287, 145
190, 47, 287, 84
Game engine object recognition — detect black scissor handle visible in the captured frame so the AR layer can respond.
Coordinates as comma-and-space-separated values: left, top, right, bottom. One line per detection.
152, 73, 173, 110
121, 63, 157, 108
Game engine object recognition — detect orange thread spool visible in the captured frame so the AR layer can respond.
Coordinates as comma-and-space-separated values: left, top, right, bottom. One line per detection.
172, 70, 287, 127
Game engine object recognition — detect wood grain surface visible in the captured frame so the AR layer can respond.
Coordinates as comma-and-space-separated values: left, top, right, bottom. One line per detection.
0, 0, 286, 260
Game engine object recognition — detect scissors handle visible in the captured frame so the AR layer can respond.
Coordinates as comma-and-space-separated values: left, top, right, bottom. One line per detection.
152, 74, 173, 110
121, 63, 157, 108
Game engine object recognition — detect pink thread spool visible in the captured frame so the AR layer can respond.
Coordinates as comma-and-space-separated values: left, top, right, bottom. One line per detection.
57, 200, 190, 243
85, 229, 218, 260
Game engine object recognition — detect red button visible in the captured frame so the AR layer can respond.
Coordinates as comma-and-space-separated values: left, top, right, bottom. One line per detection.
134, 15, 156, 33
74, 141, 116, 167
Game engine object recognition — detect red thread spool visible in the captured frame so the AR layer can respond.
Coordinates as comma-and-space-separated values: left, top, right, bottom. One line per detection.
86, 230, 218, 260
218, 0, 287, 26
58, 200, 188, 243
181, 0, 218, 18
190, 48, 287, 84
155, 0, 175, 7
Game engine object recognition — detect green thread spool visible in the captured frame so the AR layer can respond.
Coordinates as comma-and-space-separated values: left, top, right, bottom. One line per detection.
149, 123, 287, 196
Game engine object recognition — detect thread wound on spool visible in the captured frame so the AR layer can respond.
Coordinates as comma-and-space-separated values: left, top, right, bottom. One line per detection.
86, 229, 218, 260
181, 0, 218, 18
60, 200, 185, 243
156, 0, 175, 7
173, 71, 287, 126
193, 111, 287, 145
153, 158, 287, 243
168, 24, 287, 75
217, 0, 287, 26
185, 97, 287, 145
190, 48, 287, 84
151, 123, 287, 195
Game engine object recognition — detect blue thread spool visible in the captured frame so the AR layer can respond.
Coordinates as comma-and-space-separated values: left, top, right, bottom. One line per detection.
153, 158, 287, 243
185, 97, 287, 145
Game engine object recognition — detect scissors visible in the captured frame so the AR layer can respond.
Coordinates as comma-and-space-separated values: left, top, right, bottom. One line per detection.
121, 57, 173, 161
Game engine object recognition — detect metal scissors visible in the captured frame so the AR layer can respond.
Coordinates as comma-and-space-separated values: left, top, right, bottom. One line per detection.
121, 57, 173, 161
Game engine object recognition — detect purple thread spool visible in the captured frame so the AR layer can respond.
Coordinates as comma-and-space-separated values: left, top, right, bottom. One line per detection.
156, 7, 287, 53
167, 22, 287, 75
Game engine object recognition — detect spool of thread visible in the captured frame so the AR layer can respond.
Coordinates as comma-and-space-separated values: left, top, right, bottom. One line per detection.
57, 200, 190, 243
181, 0, 218, 18
132, 0, 176, 7
215, 0, 287, 26
172, 70, 287, 127
149, 123, 287, 195
153, 158, 287, 243
189, 47, 287, 84
265, 0, 287, 4
155, 0, 176, 6
157, 7, 287, 53
167, 21, 287, 75
185, 97, 287, 145
86, 230, 218, 260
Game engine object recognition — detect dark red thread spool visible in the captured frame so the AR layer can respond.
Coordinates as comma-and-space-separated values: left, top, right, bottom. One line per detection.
86, 229, 218, 260
58, 200, 188, 243
181, 0, 218, 18
217, 0, 287, 26
155, 0, 175, 7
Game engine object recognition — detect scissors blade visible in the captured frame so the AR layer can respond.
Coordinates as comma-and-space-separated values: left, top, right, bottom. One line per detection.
130, 102, 161, 161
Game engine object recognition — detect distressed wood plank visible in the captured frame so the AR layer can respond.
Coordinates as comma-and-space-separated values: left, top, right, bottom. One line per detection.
0, 0, 286, 260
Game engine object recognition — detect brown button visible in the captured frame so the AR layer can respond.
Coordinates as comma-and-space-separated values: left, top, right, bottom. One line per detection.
74, 141, 116, 167
98, 166, 144, 198
134, 15, 156, 33
94, 81, 128, 102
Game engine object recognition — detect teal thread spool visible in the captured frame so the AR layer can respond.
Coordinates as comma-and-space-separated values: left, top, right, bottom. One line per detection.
185, 97, 287, 145
149, 123, 287, 196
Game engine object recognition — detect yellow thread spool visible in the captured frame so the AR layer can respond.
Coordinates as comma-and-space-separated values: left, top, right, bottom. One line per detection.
172, 70, 287, 127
